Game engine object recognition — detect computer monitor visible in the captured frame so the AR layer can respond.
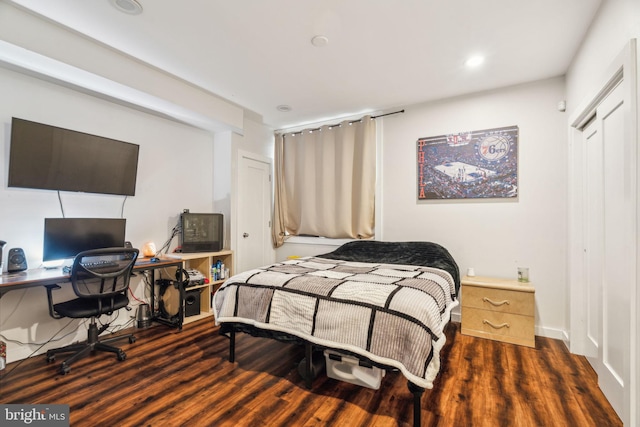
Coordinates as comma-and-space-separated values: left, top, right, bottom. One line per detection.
43, 218, 126, 262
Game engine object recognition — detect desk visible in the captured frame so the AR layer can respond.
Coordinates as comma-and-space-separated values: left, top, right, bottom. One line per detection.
0, 257, 185, 329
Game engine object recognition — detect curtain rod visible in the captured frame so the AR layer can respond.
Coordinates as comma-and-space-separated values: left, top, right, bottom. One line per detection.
281, 109, 405, 136
371, 109, 404, 119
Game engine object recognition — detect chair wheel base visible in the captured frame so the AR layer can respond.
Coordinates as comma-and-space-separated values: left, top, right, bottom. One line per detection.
43, 330, 134, 374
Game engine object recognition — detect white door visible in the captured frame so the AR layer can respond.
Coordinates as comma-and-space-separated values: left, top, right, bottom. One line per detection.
583, 118, 602, 360
237, 153, 272, 273
580, 81, 631, 421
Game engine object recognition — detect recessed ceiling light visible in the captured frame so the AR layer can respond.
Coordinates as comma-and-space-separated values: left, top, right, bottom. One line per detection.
109, 0, 143, 15
465, 55, 485, 68
277, 105, 292, 112
311, 35, 329, 48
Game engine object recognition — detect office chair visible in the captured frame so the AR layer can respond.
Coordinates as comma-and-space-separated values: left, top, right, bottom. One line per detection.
45, 247, 139, 374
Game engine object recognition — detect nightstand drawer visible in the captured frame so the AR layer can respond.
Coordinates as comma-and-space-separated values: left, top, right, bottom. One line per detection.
460, 275, 535, 348
461, 306, 535, 347
462, 284, 534, 315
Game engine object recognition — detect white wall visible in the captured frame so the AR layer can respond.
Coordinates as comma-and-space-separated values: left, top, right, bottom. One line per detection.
566, 0, 640, 111
0, 66, 217, 363
381, 77, 568, 337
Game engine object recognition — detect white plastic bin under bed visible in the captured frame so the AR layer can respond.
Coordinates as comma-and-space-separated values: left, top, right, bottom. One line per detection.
324, 350, 385, 390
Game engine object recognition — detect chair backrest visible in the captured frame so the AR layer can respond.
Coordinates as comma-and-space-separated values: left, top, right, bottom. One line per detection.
70, 247, 139, 301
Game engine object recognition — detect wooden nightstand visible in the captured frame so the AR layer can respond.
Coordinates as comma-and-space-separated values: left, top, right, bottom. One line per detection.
460, 275, 535, 348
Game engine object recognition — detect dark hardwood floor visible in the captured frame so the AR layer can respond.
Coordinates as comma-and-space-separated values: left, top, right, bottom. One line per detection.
0, 318, 621, 426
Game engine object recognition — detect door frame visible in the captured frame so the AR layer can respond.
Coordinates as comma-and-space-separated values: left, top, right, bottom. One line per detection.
567, 39, 638, 426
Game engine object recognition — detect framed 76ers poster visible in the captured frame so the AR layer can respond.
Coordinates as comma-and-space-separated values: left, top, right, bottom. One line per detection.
417, 125, 518, 200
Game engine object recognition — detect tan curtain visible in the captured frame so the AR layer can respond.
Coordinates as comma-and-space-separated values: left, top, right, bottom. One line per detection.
272, 133, 287, 247
272, 116, 376, 247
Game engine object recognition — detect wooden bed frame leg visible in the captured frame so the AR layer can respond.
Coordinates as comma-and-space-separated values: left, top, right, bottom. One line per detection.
229, 330, 236, 363
304, 342, 313, 389
407, 381, 424, 427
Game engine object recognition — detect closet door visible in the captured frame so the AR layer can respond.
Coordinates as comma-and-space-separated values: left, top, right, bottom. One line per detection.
570, 40, 637, 424
583, 82, 629, 420
582, 118, 602, 360
569, 39, 639, 426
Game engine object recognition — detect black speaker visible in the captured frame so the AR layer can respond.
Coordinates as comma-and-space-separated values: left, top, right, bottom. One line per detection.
184, 289, 201, 317
123, 241, 134, 259
7, 248, 27, 273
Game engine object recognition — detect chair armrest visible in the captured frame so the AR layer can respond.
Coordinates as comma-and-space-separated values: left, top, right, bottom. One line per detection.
45, 284, 63, 319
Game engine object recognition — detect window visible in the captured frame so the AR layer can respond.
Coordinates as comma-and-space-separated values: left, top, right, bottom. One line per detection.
272, 116, 376, 247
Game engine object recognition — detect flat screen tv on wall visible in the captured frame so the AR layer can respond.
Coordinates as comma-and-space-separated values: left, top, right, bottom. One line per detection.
8, 117, 140, 196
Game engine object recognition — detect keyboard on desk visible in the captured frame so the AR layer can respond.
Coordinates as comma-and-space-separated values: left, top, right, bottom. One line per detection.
81, 260, 119, 269
63, 260, 119, 273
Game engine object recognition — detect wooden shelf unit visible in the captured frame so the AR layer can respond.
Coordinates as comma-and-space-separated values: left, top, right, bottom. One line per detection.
460, 275, 535, 348
165, 250, 233, 325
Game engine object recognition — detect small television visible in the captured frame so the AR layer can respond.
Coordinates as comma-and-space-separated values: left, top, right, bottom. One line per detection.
180, 213, 223, 253
8, 117, 139, 196
43, 218, 127, 262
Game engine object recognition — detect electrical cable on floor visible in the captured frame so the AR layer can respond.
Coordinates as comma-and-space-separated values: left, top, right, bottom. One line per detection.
0, 320, 84, 347
107, 316, 136, 334
0, 318, 77, 379
0, 288, 28, 322
98, 310, 126, 334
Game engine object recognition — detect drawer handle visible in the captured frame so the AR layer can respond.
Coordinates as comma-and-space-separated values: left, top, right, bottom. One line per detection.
483, 320, 510, 329
483, 297, 510, 307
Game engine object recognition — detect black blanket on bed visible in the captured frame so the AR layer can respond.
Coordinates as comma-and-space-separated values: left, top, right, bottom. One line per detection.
317, 240, 460, 295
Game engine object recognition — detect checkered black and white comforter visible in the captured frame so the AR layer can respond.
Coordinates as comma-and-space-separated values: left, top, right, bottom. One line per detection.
213, 256, 458, 389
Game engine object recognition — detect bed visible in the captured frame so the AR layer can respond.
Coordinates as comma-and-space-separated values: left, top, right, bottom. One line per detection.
213, 240, 460, 426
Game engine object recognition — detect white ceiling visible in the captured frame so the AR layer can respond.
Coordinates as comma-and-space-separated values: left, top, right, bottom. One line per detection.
8, 0, 602, 130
